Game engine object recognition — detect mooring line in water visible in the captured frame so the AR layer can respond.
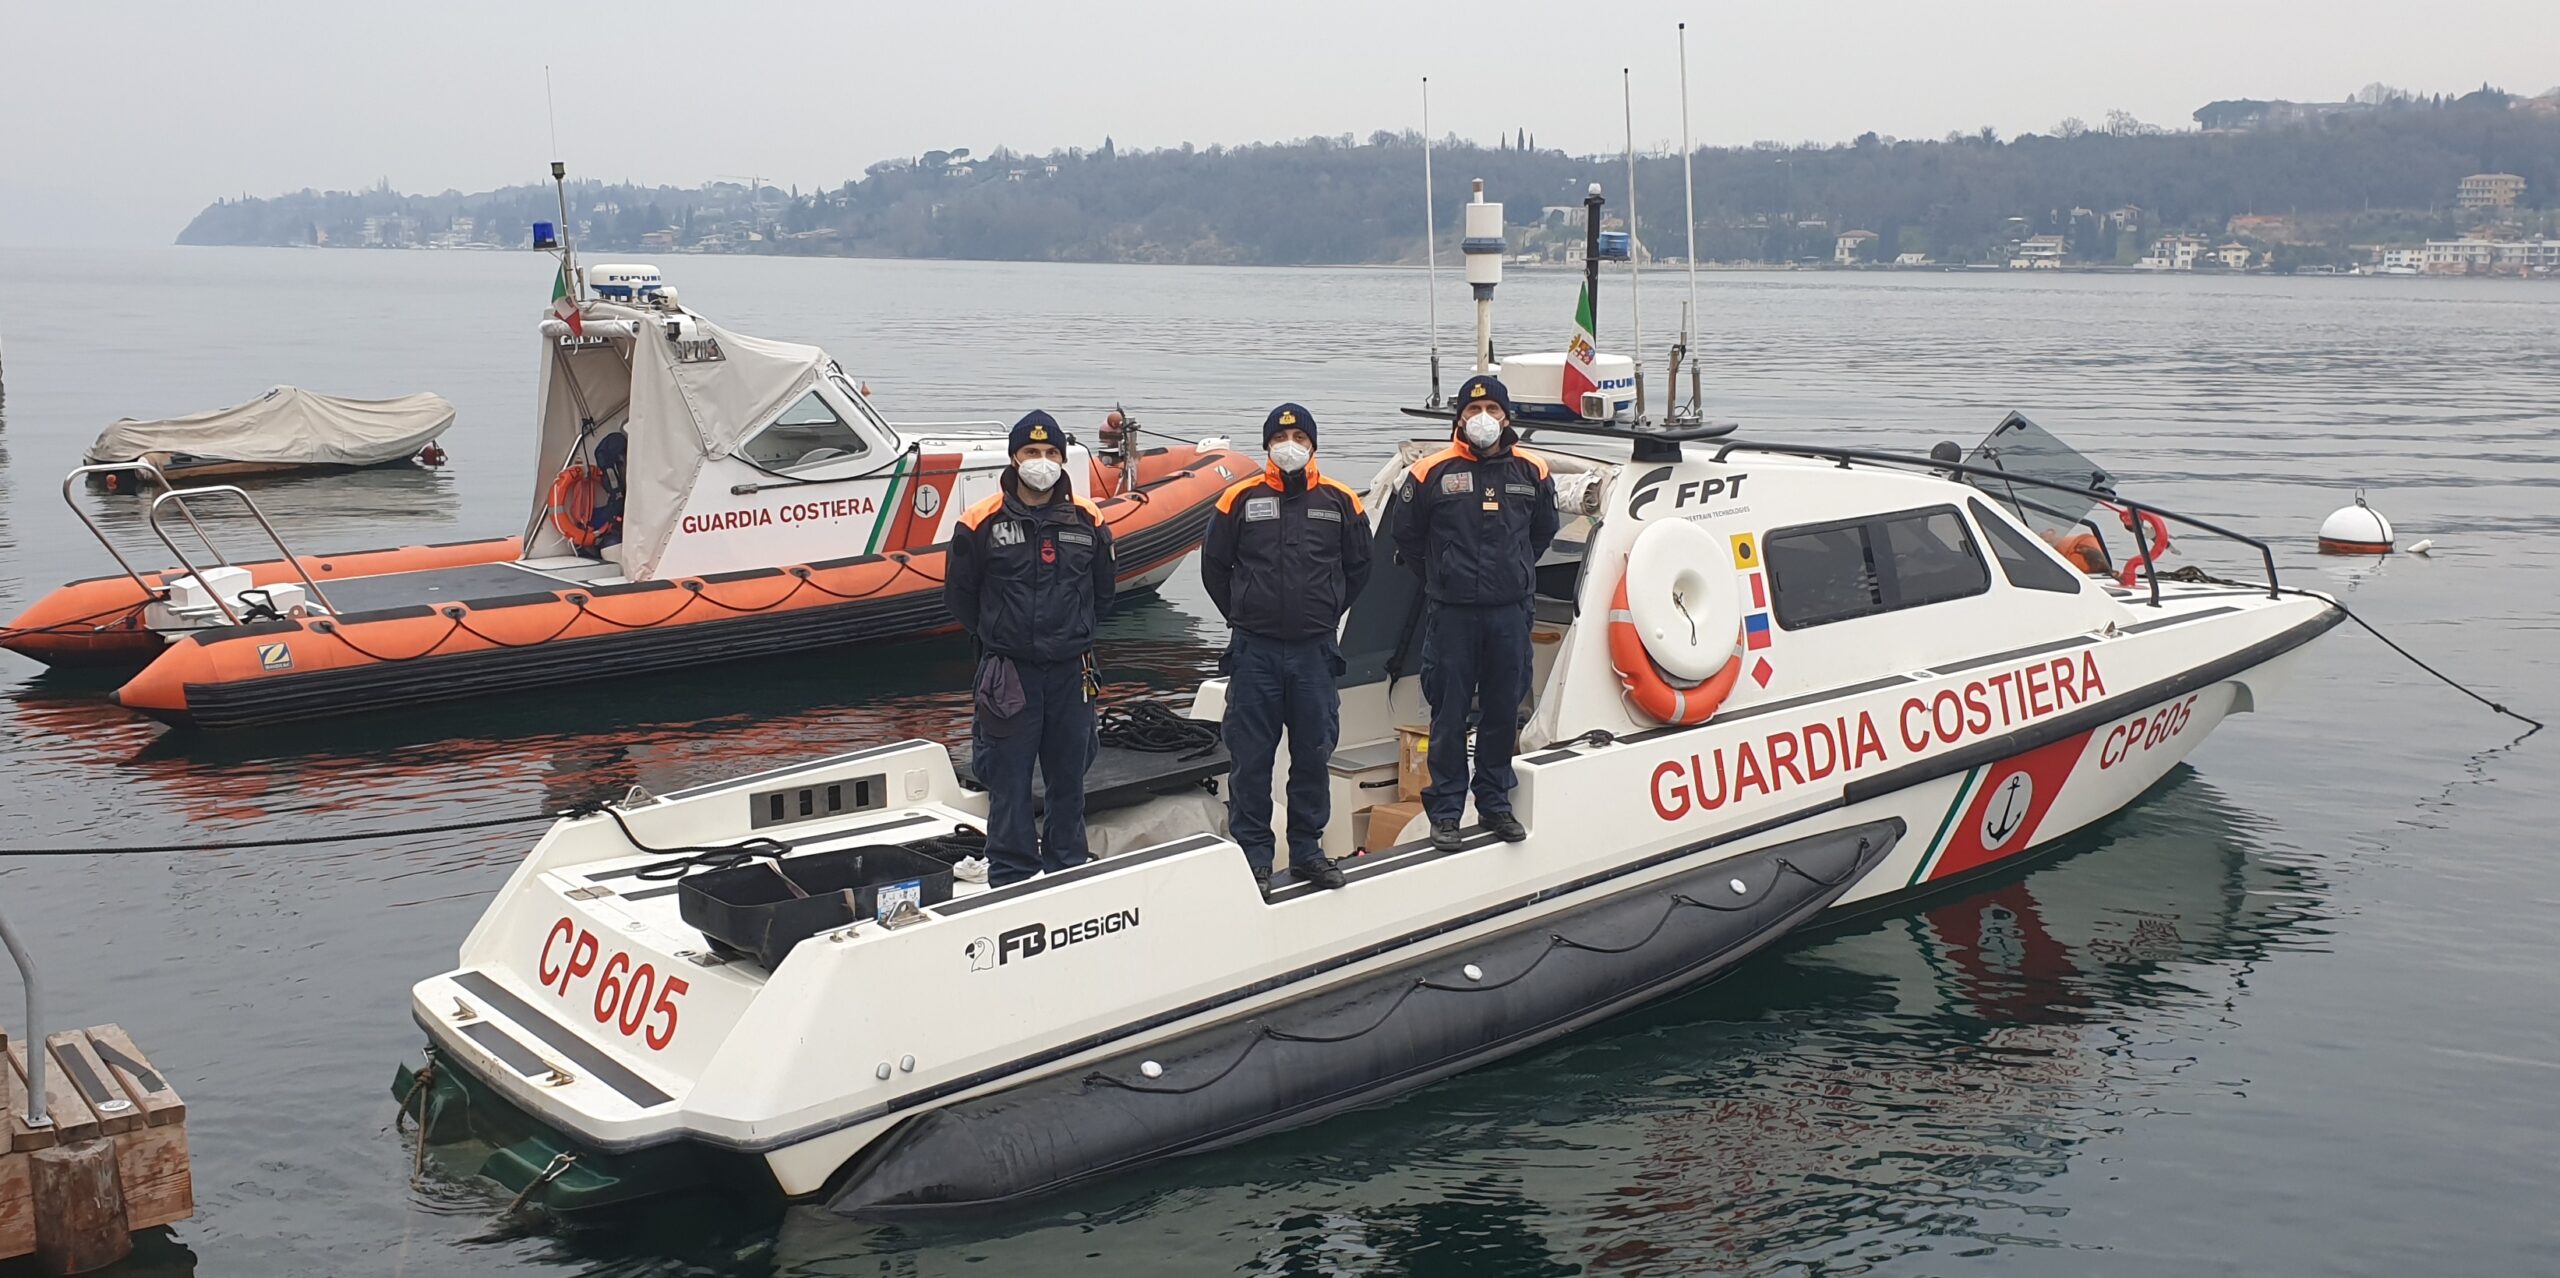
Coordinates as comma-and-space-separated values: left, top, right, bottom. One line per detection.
2269, 586, 2544, 733
0, 806, 593, 857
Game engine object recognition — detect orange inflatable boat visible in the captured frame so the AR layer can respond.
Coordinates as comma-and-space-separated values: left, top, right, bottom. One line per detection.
3, 276, 1245, 728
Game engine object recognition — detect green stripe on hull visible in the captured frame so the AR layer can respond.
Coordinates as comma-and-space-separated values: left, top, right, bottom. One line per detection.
1908, 765, 1986, 887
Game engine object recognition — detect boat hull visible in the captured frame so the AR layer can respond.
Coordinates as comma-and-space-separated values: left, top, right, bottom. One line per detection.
99, 455, 1237, 728
827, 818, 1900, 1214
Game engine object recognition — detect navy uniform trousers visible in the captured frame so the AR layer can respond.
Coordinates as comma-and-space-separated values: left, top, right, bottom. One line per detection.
972, 656, 1097, 888
1222, 632, 1341, 876
1419, 598, 1535, 825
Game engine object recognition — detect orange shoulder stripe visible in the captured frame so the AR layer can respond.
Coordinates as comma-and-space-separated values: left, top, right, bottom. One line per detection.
1514, 448, 1552, 480
955, 492, 1007, 530
1071, 495, 1105, 522
1314, 474, 1367, 515
1215, 473, 1270, 514
1405, 444, 1467, 485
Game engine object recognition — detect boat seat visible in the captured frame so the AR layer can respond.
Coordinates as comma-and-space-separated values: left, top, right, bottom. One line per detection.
953, 741, 1232, 815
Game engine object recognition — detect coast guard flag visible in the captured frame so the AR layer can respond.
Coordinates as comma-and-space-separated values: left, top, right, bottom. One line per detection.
550, 262, 583, 337
1561, 279, 1599, 409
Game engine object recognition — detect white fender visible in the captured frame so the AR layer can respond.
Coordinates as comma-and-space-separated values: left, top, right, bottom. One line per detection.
1624, 518, 1737, 682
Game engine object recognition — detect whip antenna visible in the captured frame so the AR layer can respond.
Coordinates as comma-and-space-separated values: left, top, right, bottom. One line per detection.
1422, 77, 1443, 409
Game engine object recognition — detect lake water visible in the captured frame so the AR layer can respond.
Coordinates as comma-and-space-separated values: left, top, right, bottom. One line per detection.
0, 248, 2553, 1276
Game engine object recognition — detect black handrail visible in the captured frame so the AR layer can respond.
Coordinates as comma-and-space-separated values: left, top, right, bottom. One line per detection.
1710, 440, 2281, 606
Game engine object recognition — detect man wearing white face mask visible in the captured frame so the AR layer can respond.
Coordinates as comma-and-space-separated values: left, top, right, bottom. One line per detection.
1390, 374, 1559, 851
945, 410, 1117, 887
1201, 403, 1373, 900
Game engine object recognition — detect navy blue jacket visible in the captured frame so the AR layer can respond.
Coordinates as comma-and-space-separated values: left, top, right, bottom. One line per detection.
1391, 441, 1560, 606
1201, 460, 1373, 642
943, 479, 1116, 663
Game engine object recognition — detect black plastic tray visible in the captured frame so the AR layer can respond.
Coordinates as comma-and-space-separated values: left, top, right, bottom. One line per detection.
677, 843, 956, 969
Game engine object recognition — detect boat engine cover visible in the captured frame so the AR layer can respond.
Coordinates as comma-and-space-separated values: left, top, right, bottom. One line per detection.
826, 817, 1901, 1214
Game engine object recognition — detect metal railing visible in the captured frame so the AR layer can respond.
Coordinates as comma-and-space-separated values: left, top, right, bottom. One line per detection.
144, 485, 338, 623
61, 460, 228, 602
1710, 440, 2282, 607
1, 904, 50, 1129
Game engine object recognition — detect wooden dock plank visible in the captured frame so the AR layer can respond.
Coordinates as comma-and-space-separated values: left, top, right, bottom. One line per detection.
110, 1123, 192, 1232
0, 1148, 31, 1261
2, 1027, 12, 1157
7, 1041, 97, 1145
81, 1025, 184, 1127
47, 1034, 142, 1137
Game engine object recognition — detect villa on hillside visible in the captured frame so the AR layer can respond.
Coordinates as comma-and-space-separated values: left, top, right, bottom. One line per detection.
1834, 230, 1878, 264
2457, 173, 2527, 210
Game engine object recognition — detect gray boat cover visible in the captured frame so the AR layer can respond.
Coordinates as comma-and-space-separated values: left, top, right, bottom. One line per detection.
86, 386, 454, 467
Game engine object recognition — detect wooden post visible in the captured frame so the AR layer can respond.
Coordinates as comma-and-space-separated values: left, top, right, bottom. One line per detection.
29, 1139, 130, 1275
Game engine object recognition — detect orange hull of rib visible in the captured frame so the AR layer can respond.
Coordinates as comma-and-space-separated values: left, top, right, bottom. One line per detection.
2, 538, 523, 668
106, 451, 1244, 727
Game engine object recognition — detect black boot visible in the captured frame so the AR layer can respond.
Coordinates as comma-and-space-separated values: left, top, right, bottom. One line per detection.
1255, 871, 1275, 902
1430, 820, 1464, 851
1296, 858, 1347, 891
1487, 812, 1528, 843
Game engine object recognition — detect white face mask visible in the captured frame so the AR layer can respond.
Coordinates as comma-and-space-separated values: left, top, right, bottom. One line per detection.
1015, 457, 1064, 492
1269, 441, 1312, 473
1461, 414, 1504, 450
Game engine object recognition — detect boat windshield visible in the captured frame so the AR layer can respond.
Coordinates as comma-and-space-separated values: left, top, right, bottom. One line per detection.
1961, 412, 2115, 533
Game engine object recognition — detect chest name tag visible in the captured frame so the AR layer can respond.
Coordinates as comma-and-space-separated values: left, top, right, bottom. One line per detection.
1307, 506, 1343, 522
1441, 471, 1474, 495
1057, 529, 1094, 545
991, 521, 1027, 547
1505, 482, 1537, 496
1243, 496, 1280, 522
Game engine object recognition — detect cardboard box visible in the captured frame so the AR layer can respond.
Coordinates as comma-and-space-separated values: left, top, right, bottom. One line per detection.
1395, 724, 1431, 802
1365, 800, 1427, 851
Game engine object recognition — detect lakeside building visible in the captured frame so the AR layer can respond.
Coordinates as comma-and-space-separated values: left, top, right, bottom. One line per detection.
2215, 242, 2255, 270
2423, 236, 2560, 275
2457, 173, 2527, 210
2009, 235, 2066, 268
2380, 246, 2427, 271
2138, 233, 2211, 270
1833, 230, 1878, 264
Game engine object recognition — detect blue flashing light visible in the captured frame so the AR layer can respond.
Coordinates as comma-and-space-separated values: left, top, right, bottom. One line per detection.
532, 221, 559, 250
1597, 231, 1632, 261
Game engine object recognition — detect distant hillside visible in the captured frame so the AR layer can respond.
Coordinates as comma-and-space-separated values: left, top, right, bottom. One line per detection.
177, 88, 2560, 267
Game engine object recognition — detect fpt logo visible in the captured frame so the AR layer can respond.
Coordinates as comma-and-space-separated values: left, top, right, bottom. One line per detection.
1625, 466, 1751, 520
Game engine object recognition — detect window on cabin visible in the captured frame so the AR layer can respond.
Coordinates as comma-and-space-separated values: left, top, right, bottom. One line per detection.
738, 389, 870, 471
1766, 505, 1991, 628
1969, 498, 2085, 594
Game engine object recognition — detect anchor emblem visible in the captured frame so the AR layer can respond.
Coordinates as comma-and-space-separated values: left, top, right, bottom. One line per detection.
1979, 771, 2033, 851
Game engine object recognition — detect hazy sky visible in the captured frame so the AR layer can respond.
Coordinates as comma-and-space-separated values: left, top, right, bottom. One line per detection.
2, 0, 2550, 245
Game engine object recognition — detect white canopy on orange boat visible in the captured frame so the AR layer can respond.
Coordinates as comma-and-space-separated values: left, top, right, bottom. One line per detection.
86, 386, 454, 468
525, 301, 834, 579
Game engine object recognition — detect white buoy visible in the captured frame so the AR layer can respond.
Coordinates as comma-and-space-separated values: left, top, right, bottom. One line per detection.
2319, 492, 2394, 555
2408, 539, 2435, 556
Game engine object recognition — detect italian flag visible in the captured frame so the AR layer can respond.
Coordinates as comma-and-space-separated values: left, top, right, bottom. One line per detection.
1561, 279, 1599, 409
550, 261, 583, 336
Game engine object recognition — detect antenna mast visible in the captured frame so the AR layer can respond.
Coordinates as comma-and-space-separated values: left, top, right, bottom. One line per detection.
547, 66, 577, 299
1676, 24, 1703, 421
1623, 67, 1646, 424
1422, 77, 1443, 409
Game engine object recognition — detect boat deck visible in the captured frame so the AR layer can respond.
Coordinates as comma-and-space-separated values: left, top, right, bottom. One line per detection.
315, 556, 625, 615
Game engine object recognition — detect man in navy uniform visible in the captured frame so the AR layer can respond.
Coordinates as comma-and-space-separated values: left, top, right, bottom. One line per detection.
944, 410, 1116, 887
1390, 374, 1558, 851
1201, 403, 1373, 899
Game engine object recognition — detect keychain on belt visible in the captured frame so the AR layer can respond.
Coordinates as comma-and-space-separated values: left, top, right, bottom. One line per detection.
1081, 651, 1101, 701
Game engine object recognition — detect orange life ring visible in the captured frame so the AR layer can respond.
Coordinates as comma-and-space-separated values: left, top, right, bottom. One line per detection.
2051, 531, 2108, 575
1608, 574, 1744, 725
548, 464, 610, 549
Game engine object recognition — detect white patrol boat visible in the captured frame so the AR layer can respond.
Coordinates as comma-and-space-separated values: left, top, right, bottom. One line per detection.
397, 409, 2343, 1215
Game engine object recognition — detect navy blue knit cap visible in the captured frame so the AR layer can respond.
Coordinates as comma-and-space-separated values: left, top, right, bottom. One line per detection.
1454, 374, 1512, 419
1008, 409, 1066, 457
1262, 403, 1317, 449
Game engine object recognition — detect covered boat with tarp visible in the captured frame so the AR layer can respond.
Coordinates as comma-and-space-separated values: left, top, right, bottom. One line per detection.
83, 385, 454, 486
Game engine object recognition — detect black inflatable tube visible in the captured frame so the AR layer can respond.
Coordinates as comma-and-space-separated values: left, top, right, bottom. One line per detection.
825, 817, 1902, 1215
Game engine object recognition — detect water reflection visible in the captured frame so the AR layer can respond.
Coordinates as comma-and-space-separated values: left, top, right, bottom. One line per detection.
493, 768, 2322, 1277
